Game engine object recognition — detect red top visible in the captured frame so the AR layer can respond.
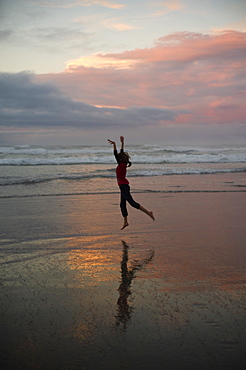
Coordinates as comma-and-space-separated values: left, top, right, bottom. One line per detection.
116, 162, 129, 186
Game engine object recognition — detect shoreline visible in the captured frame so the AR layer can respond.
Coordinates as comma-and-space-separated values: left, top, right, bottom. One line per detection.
1, 171, 246, 199
1, 187, 246, 200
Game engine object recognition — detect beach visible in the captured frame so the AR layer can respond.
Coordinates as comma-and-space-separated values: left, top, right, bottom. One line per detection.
1, 189, 246, 370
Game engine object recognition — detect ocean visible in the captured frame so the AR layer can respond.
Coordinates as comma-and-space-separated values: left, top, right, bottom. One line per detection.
1, 144, 246, 370
0, 144, 245, 198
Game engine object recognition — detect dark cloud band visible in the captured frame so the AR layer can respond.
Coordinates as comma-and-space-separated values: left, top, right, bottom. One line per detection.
0, 72, 178, 129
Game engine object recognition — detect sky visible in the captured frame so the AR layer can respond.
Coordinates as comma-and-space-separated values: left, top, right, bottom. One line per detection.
0, 0, 246, 145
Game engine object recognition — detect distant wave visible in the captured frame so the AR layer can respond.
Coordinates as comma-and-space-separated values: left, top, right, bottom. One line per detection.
130, 167, 246, 176
0, 157, 112, 166
1, 155, 246, 166
1, 144, 246, 165
0, 167, 245, 186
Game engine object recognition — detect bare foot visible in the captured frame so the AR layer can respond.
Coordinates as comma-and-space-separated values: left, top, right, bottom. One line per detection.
121, 222, 129, 230
149, 211, 155, 221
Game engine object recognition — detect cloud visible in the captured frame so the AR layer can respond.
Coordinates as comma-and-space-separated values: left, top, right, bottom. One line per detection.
162, 0, 184, 11
91, 0, 125, 9
0, 30, 13, 41
152, 0, 185, 17
1, 30, 246, 144
40, 30, 246, 129
35, 0, 125, 9
66, 54, 139, 69
103, 18, 136, 31
102, 30, 246, 64
33, 27, 91, 50
0, 72, 177, 131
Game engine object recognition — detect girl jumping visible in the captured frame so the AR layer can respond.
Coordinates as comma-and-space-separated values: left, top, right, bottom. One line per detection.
108, 136, 155, 230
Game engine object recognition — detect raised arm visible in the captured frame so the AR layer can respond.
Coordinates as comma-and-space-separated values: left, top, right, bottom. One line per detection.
120, 136, 124, 151
108, 139, 120, 164
108, 139, 117, 151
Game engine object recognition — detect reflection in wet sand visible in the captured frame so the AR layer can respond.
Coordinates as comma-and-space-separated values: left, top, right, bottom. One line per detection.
1, 231, 246, 370
116, 240, 155, 329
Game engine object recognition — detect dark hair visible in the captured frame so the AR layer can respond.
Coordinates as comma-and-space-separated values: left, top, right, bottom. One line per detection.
118, 151, 132, 167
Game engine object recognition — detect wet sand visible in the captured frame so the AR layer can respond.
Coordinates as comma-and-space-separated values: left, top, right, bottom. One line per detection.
1, 192, 246, 370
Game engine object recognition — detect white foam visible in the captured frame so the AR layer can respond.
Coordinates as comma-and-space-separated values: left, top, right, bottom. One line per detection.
1, 166, 245, 187
1, 144, 246, 166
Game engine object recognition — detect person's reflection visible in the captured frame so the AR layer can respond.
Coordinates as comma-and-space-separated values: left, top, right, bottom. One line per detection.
116, 240, 154, 329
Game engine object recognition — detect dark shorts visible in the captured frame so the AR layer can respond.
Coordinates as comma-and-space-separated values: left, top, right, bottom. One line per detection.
119, 184, 140, 217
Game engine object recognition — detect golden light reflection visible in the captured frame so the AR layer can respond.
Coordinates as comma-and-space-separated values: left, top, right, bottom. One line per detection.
69, 322, 92, 341
67, 235, 121, 285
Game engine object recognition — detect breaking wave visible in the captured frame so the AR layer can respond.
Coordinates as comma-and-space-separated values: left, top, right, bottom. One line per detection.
1, 144, 246, 165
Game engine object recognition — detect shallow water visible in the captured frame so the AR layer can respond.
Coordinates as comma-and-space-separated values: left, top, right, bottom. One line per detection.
1, 236, 245, 370
1, 191, 246, 369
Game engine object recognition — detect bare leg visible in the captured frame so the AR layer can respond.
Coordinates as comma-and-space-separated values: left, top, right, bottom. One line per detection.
121, 216, 129, 230
139, 205, 155, 221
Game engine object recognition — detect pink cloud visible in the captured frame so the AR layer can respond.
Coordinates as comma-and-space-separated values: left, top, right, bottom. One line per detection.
95, 30, 245, 63
39, 30, 246, 126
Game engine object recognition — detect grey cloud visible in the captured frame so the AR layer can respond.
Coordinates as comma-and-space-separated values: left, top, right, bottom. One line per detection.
0, 26, 92, 52
0, 29, 13, 41
0, 72, 178, 129
0, 0, 91, 51
33, 27, 92, 49
125, 106, 178, 122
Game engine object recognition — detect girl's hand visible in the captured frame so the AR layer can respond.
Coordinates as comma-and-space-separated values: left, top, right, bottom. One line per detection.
120, 136, 124, 143
108, 139, 117, 151
108, 139, 115, 145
